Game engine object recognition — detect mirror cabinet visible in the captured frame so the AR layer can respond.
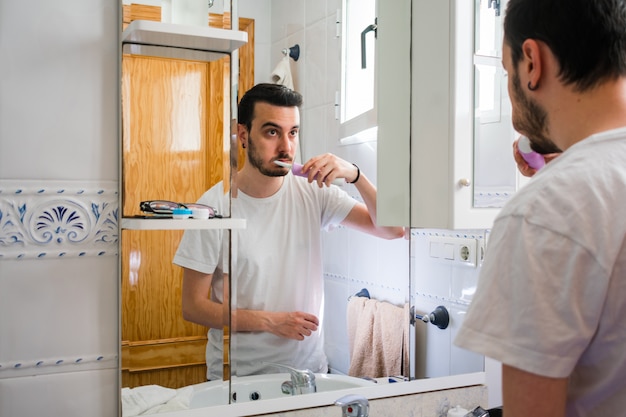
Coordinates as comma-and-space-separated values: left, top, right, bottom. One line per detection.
118, 0, 507, 414
378, 0, 520, 230
119, 3, 249, 393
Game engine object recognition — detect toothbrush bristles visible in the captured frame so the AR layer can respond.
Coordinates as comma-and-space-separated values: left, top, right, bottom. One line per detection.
273, 160, 292, 168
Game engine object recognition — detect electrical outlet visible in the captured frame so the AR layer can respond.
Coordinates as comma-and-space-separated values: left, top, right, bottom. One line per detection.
428, 236, 478, 267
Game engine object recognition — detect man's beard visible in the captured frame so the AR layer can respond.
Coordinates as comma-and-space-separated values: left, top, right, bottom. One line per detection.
511, 71, 562, 154
247, 134, 291, 177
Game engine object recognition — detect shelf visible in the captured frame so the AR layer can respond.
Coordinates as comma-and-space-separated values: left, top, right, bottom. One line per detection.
121, 217, 246, 231
122, 20, 248, 60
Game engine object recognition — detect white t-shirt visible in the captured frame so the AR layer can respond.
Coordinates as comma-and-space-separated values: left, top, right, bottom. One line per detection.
173, 174, 356, 380
455, 127, 626, 416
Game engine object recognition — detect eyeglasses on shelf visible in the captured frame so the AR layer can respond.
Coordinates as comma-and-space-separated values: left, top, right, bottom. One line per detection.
139, 200, 218, 218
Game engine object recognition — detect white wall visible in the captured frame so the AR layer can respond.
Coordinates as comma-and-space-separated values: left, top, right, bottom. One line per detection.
0, 1, 120, 416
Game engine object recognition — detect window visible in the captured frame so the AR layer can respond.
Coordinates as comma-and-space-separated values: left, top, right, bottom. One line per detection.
339, 0, 377, 144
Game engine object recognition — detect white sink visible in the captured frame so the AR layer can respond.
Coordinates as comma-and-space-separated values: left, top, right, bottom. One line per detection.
189, 373, 376, 408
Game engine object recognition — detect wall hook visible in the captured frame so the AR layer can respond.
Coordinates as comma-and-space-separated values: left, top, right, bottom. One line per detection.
282, 44, 300, 61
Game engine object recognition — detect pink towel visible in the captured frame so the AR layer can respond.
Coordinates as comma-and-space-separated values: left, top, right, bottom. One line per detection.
347, 297, 409, 378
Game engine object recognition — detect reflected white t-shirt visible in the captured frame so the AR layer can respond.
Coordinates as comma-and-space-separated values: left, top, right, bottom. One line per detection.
173, 174, 356, 379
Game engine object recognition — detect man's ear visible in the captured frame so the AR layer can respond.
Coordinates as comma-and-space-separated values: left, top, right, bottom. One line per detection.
237, 123, 248, 148
521, 39, 543, 90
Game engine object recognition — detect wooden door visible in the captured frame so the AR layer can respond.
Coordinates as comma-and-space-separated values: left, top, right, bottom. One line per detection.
121, 4, 254, 389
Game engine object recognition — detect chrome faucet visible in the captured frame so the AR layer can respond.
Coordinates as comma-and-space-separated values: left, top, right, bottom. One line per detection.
265, 362, 317, 395
335, 394, 369, 417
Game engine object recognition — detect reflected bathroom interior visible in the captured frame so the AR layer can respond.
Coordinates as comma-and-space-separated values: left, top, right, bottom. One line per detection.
119, 1, 487, 416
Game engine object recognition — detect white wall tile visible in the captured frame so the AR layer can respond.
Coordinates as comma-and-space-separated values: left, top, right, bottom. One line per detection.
240, 0, 272, 83
240, 0, 272, 43
0, 369, 119, 417
325, 101, 341, 148
346, 231, 380, 281
0, 257, 118, 363
324, 14, 342, 108
376, 238, 410, 296
449, 304, 485, 376
303, 19, 328, 109
300, 105, 327, 160
323, 277, 351, 372
322, 227, 351, 277
270, 0, 305, 42
0, 0, 118, 181
305, 0, 327, 27
255, 42, 273, 84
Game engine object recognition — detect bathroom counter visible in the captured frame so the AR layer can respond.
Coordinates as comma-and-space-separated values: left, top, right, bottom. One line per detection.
151, 372, 486, 417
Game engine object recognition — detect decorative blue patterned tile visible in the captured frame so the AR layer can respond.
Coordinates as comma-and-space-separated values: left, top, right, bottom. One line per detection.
0, 181, 118, 260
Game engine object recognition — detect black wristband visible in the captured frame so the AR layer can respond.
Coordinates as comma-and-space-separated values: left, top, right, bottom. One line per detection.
349, 163, 361, 184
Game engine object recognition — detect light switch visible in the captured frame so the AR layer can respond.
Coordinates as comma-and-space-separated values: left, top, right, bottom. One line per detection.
427, 236, 478, 267
429, 241, 442, 258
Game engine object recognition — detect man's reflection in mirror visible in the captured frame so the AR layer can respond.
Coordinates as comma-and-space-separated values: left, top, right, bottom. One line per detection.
173, 83, 404, 380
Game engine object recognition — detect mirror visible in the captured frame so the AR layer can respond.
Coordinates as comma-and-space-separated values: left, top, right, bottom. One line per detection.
473, 0, 518, 208
119, 0, 243, 405
120, 0, 486, 415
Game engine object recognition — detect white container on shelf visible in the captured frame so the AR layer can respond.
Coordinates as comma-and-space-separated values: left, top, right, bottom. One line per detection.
191, 208, 211, 219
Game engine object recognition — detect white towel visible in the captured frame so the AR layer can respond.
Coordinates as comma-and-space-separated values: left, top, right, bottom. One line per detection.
271, 55, 294, 90
121, 385, 177, 417
143, 386, 194, 414
121, 385, 195, 416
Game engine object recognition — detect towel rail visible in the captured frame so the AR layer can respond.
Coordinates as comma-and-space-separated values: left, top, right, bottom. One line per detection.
410, 305, 449, 329
348, 287, 370, 300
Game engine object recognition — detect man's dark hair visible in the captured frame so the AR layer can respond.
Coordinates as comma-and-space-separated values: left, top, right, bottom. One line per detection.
237, 83, 303, 131
504, 0, 626, 92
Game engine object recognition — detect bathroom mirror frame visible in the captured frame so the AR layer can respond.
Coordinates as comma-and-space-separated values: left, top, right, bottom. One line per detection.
118, 1, 488, 415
